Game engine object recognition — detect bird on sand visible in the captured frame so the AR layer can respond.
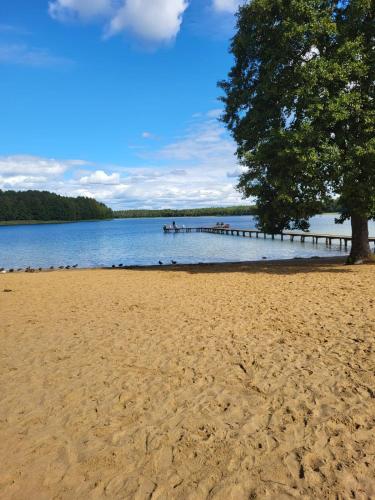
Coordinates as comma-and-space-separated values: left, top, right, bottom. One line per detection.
171, 260, 177, 265
159, 261, 163, 265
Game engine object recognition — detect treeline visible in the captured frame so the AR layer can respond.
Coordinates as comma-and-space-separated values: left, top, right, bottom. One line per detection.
0, 190, 342, 223
0, 190, 113, 222
114, 200, 342, 219
114, 205, 257, 219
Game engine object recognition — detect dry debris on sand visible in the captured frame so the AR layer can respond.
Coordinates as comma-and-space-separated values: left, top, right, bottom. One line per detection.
0, 260, 374, 499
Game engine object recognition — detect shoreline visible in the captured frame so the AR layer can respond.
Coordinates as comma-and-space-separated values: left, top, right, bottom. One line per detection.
0, 218, 113, 227
0, 212, 342, 226
0, 255, 349, 273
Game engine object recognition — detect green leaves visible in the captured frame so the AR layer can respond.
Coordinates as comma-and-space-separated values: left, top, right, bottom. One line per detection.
220, 0, 375, 229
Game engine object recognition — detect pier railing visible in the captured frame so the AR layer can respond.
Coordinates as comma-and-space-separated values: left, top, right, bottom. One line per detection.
163, 226, 375, 250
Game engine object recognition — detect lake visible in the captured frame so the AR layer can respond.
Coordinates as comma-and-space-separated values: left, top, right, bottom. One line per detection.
1, 214, 375, 269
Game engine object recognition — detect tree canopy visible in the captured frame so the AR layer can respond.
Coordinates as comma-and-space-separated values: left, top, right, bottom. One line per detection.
0, 190, 113, 222
219, 0, 374, 262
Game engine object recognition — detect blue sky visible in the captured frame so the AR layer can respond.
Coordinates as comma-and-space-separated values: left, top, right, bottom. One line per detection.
0, 0, 245, 209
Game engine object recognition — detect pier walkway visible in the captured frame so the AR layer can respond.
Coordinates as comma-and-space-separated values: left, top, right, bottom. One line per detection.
163, 226, 375, 250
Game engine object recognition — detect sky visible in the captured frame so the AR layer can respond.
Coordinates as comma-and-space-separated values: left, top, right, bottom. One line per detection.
0, 0, 246, 209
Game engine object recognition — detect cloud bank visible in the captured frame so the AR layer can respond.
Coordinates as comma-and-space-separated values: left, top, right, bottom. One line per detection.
0, 112, 243, 209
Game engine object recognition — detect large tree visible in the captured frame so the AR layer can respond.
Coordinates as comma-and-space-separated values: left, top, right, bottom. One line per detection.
219, 0, 374, 263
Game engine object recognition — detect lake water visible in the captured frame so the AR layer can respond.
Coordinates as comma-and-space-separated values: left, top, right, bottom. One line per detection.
1, 214, 375, 269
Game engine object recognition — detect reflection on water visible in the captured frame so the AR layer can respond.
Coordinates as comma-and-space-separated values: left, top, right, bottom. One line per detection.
0, 214, 374, 269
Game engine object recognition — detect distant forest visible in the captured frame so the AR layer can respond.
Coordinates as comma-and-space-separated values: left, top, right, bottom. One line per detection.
114, 199, 342, 219
114, 205, 257, 218
0, 190, 113, 222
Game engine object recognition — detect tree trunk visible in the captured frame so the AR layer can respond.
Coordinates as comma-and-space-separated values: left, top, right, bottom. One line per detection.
348, 214, 372, 263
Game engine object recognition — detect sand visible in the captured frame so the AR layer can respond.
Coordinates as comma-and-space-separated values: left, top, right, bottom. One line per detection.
0, 259, 374, 499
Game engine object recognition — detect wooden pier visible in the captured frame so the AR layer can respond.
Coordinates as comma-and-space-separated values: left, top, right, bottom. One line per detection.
163, 226, 375, 250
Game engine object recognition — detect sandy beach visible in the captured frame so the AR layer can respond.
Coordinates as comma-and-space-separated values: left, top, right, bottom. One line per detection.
0, 259, 374, 499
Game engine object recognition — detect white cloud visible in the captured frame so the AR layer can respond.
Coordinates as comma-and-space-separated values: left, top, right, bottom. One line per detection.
0, 155, 78, 177
0, 43, 73, 67
49, 0, 189, 43
206, 108, 222, 118
142, 131, 157, 139
0, 175, 48, 188
141, 131, 160, 140
79, 170, 120, 185
106, 0, 188, 41
156, 118, 233, 162
212, 0, 242, 13
227, 167, 246, 178
48, 0, 112, 21
0, 110, 243, 209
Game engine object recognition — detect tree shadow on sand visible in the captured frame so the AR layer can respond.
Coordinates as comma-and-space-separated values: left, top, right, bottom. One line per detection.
107, 256, 368, 276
